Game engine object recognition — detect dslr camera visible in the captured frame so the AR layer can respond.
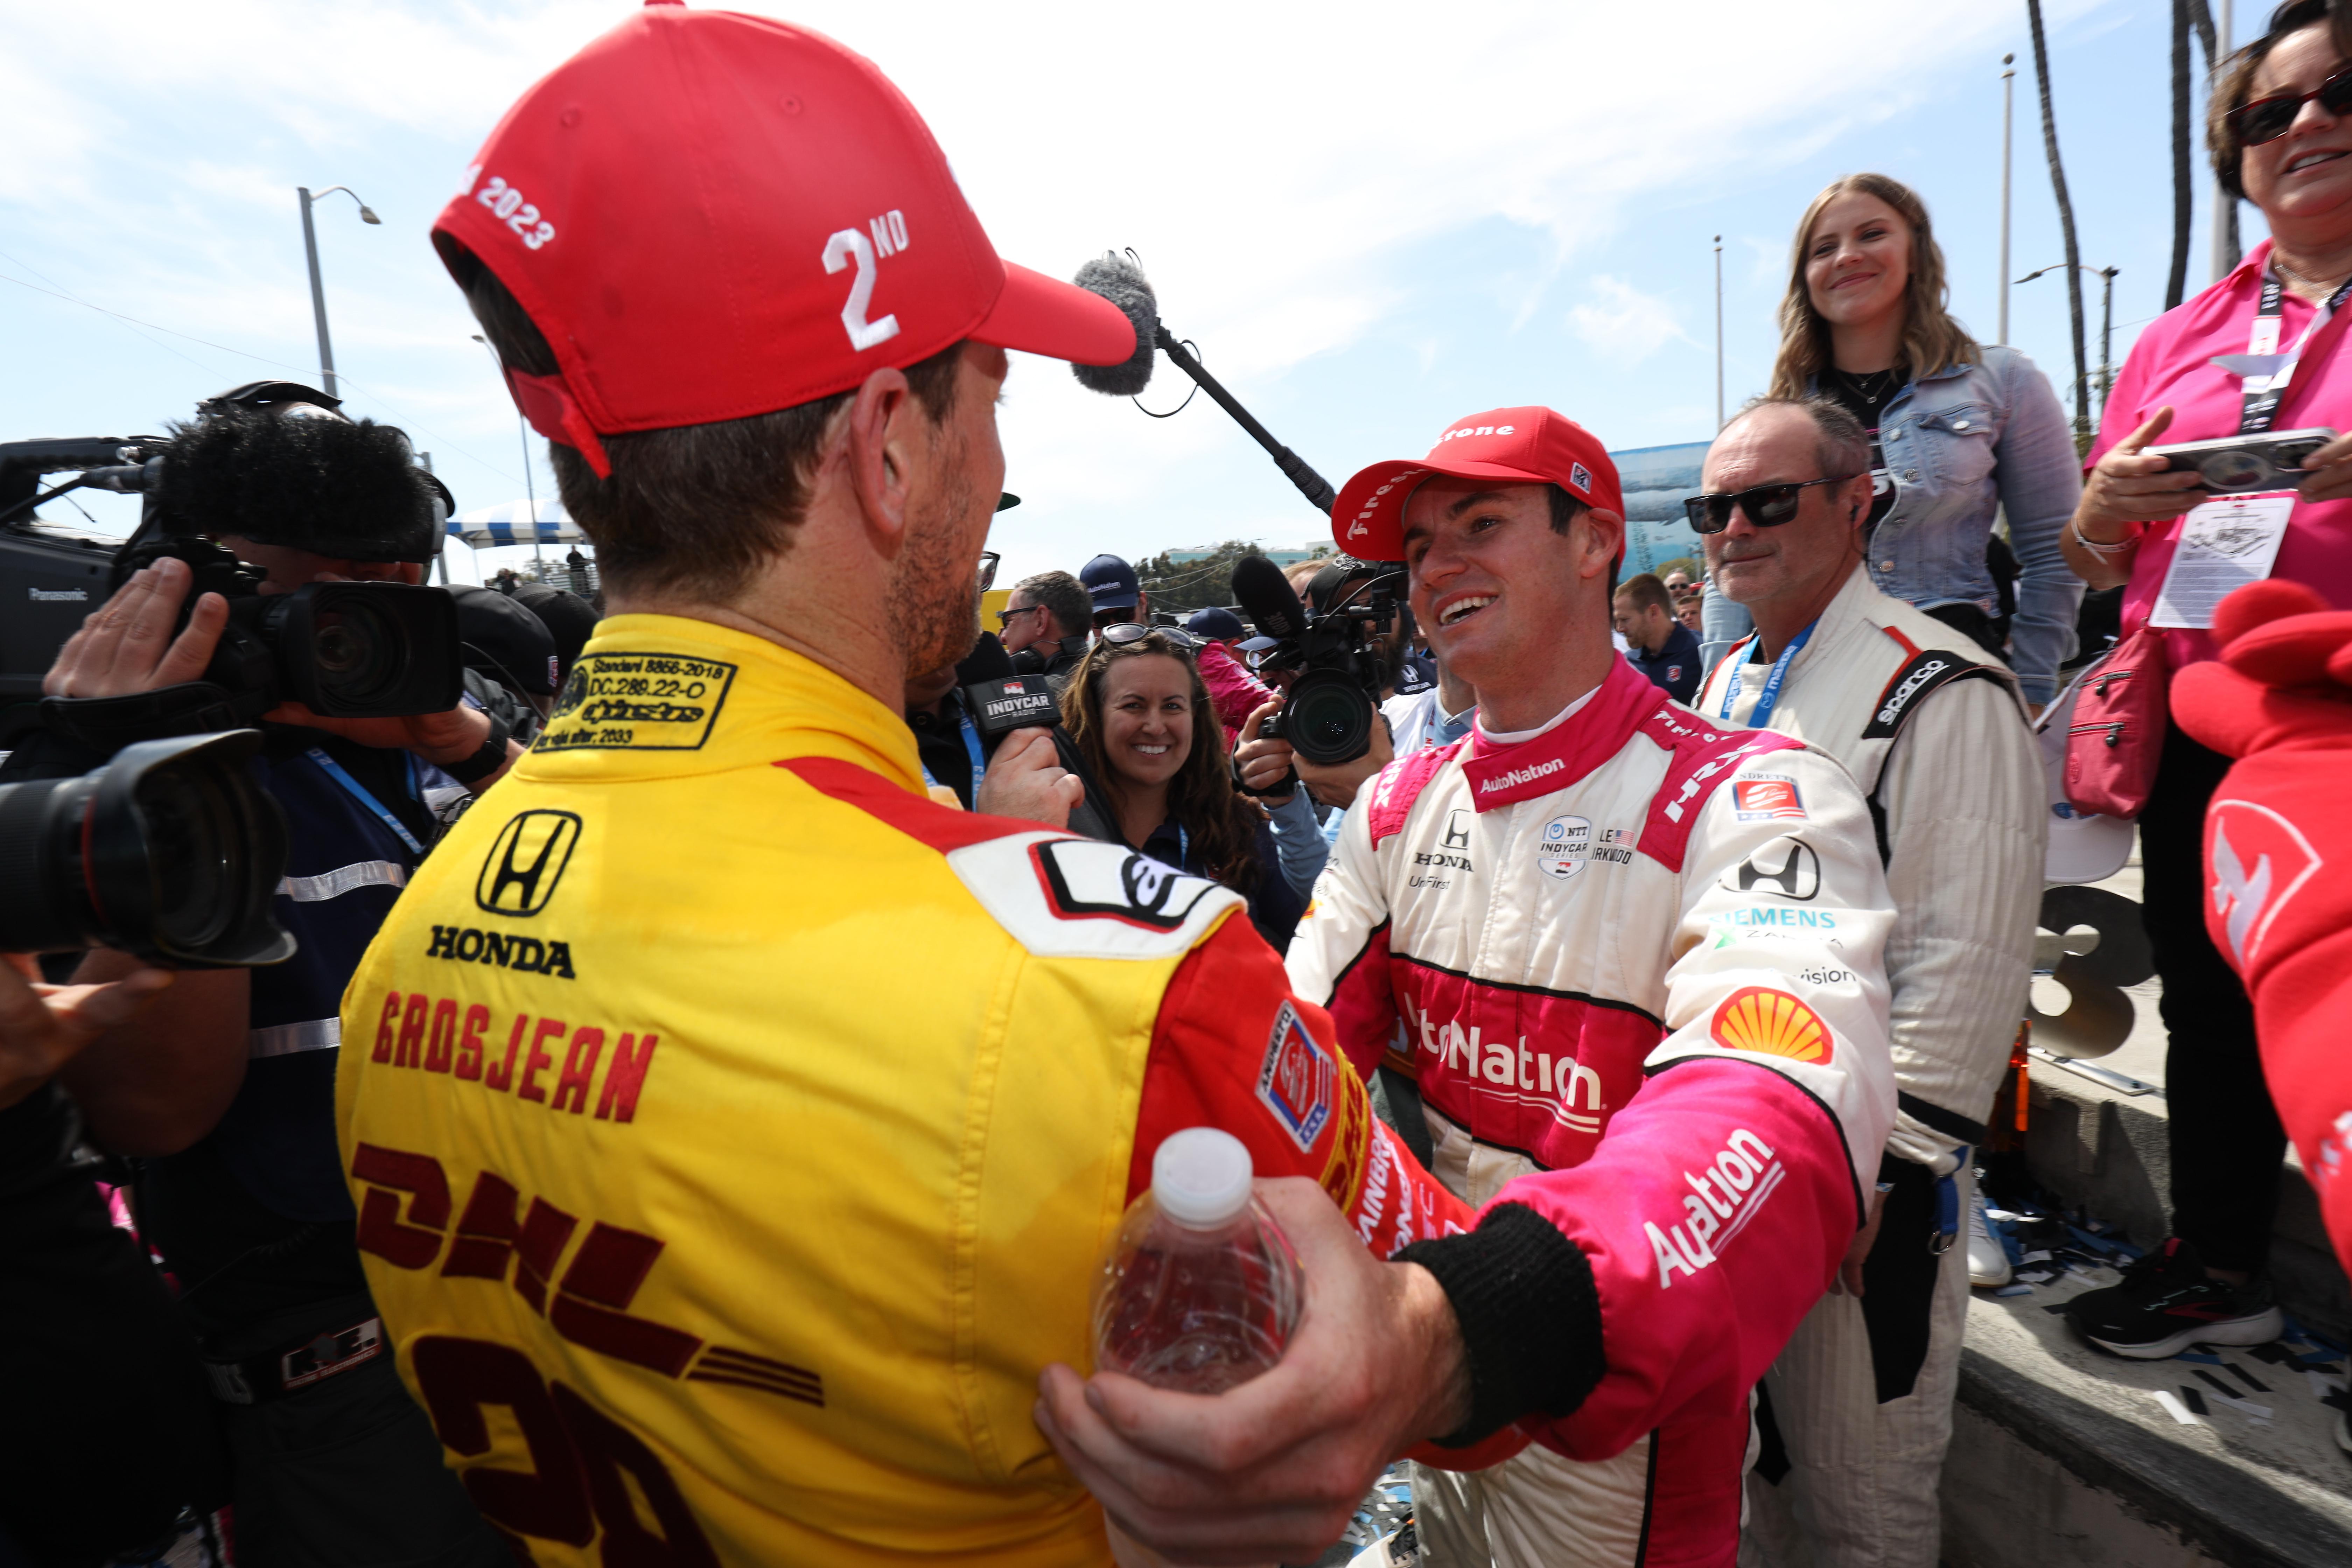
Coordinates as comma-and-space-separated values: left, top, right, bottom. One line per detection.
1247, 558, 1405, 766
30, 382, 462, 727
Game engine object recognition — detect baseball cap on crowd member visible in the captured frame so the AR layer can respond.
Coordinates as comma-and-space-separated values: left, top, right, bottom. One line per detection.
433, 1, 1137, 478
508, 580, 600, 684
448, 584, 562, 697
1328, 407, 1625, 562
1185, 606, 1248, 643
1081, 553, 1141, 612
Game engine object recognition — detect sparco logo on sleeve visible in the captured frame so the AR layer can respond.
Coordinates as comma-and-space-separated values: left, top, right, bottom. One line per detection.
475, 811, 582, 917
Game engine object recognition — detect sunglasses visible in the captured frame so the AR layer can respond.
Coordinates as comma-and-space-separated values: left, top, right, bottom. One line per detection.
2228, 65, 2352, 146
1095, 622, 1201, 654
1684, 474, 1857, 535
995, 603, 1042, 629
976, 551, 1001, 592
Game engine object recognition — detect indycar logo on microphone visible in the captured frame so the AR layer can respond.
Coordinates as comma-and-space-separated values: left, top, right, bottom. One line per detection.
2207, 799, 2322, 965
1723, 837, 1820, 900
476, 811, 582, 917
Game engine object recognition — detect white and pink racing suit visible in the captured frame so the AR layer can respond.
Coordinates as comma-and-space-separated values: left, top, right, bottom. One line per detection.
1288, 657, 1898, 1568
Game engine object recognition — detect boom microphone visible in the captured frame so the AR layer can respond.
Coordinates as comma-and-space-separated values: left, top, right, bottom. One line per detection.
1069, 252, 1338, 516
1231, 554, 1310, 642
1070, 254, 1158, 398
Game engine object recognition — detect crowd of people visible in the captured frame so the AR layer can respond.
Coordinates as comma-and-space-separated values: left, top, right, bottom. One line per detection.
10, 1, 2352, 1566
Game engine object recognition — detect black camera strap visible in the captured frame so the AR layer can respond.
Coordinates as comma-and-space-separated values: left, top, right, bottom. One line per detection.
2236, 269, 2352, 435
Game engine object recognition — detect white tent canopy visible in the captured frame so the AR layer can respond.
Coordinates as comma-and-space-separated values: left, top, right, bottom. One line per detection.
448, 499, 588, 548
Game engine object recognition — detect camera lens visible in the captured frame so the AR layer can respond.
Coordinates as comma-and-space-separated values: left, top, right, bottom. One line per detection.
1286, 670, 1376, 767
135, 764, 236, 952
0, 733, 293, 966
311, 596, 402, 707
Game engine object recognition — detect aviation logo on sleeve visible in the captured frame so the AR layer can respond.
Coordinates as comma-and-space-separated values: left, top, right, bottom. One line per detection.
1709, 986, 1833, 1065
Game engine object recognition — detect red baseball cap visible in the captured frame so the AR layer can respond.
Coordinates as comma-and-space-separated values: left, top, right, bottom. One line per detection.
1329, 407, 1624, 560
435, 1, 1136, 477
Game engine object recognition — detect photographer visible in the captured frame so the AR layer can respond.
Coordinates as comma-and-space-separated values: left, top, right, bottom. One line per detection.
2, 404, 515, 1566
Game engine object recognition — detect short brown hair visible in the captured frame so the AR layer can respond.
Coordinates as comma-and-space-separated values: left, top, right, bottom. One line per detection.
444, 237, 964, 603
1729, 394, 1873, 489
1615, 573, 1673, 617
2210, 1, 2352, 200
1011, 570, 1090, 639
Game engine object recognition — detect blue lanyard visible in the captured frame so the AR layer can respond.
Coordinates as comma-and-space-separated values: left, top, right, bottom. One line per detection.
306, 747, 425, 856
1719, 622, 1816, 729
916, 707, 988, 804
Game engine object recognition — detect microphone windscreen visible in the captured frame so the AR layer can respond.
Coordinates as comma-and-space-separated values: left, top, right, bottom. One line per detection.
958, 630, 1015, 687
1070, 253, 1158, 398
1231, 554, 1309, 641
158, 407, 441, 563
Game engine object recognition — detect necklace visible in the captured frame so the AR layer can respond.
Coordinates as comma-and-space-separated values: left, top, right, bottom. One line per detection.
1832, 365, 1903, 407
2272, 252, 2352, 297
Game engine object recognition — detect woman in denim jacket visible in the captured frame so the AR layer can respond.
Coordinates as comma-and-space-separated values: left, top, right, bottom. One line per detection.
1701, 173, 2083, 705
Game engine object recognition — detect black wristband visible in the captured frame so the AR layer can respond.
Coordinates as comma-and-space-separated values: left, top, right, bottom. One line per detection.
1394, 1200, 1605, 1446
1230, 751, 1300, 799
436, 710, 513, 786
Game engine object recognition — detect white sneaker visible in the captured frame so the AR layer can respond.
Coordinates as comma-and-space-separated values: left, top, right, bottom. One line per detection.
1968, 1186, 2012, 1288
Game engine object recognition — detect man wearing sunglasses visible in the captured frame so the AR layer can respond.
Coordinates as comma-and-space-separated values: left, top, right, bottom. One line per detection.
1042, 406, 1899, 1568
1692, 397, 2044, 1568
999, 569, 1092, 680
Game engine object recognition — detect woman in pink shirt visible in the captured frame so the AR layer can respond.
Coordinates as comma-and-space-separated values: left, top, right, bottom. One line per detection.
2062, 0, 2352, 1364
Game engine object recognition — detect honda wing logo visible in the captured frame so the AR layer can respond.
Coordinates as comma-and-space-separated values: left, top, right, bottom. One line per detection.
1723, 837, 1819, 901
475, 810, 583, 917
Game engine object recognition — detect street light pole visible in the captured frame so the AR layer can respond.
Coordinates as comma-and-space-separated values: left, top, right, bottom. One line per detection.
474, 335, 545, 566
296, 185, 379, 398
2000, 55, 2016, 345
2017, 261, 2118, 423
1714, 235, 1724, 429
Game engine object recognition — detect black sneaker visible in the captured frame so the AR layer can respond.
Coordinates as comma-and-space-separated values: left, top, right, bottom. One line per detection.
2065, 1238, 2286, 1359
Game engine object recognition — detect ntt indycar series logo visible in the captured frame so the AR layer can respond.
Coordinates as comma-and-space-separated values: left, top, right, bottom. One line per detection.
1478, 756, 1565, 794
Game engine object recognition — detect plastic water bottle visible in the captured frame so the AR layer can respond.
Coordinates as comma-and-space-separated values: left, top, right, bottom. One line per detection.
1091, 1127, 1304, 1395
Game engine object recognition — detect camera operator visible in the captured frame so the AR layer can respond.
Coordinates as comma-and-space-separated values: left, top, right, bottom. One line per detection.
450, 582, 562, 744
999, 569, 1090, 680
1, 408, 518, 1565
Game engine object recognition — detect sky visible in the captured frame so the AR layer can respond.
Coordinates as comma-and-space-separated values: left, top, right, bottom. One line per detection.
0, 0, 2274, 589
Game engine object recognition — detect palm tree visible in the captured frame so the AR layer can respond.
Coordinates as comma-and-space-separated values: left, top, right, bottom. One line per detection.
2027, 0, 2091, 444
2188, 0, 2241, 275
2169, 0, 2193, 309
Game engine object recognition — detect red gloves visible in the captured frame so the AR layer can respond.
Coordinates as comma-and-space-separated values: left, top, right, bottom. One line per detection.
2173, 579, 2352, 1280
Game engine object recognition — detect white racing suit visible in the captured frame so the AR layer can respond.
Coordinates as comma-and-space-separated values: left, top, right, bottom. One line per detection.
1288, 658, 1898, 1568
1695, 568, 2046, 1568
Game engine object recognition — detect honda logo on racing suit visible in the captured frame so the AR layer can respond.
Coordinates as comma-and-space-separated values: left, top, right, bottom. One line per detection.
1723, 838, 1819, 901
476, 811, 583, 917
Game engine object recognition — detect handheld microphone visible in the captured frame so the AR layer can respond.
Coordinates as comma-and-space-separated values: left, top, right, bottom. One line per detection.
1069, 252, 1338, 515
1230, 554, 1310, 642
957, 634, 1058, 754
954, 632, 1121, 842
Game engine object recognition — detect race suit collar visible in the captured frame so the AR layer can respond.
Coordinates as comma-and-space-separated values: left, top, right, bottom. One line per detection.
519, 612, 925, 791
1460, 657, 1667, 811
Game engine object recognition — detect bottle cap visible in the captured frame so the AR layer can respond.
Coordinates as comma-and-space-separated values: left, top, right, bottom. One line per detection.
1151, 1128, 1255, 1230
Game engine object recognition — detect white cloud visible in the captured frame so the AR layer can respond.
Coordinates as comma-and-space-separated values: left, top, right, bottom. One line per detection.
1567, 277, 1693, 364
0, 0, 2113, 581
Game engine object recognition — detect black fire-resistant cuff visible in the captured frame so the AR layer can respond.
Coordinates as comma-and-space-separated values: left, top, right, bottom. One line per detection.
39, 682, 260, 759
1394, 1200, 1605, 1446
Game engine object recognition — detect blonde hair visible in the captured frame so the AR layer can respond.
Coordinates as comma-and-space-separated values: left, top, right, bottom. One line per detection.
1768, 174, 1981, 400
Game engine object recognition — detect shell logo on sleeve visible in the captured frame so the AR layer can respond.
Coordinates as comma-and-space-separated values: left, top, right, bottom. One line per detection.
1709, 986, 1833, 1065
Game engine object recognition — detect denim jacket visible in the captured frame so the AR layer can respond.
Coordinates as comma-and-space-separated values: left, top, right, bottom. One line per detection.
1701, 345, 2086, 704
